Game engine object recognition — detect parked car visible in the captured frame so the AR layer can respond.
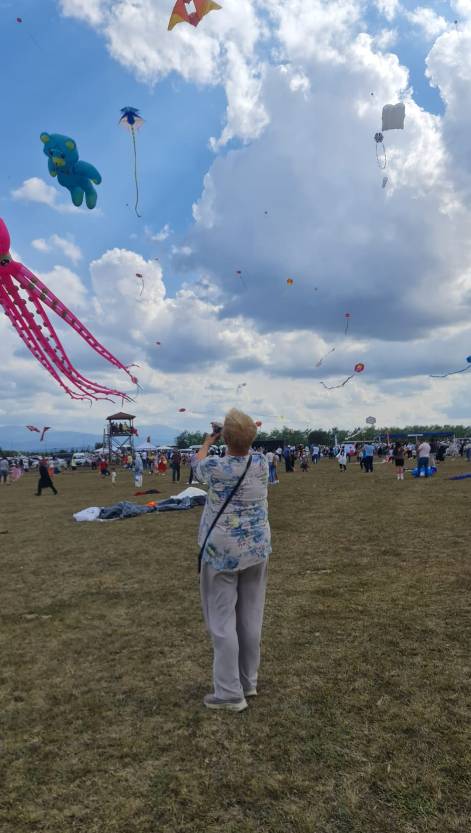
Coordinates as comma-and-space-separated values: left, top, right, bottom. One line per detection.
71, 452, 88, 467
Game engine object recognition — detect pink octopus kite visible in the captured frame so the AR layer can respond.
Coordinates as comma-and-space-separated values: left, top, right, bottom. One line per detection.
0, 217, 137, 402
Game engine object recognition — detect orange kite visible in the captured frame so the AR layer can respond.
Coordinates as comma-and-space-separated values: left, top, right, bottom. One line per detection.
168, 0, 222, 30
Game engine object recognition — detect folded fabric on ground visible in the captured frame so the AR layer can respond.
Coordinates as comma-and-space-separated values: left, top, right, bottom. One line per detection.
73, 507, 101, 522
171, 487, 207, 499
448, 473, 471, 480
134, 489, 161, 496
74, 494, 206, 522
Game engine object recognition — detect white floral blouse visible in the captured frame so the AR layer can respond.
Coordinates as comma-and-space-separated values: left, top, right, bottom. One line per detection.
194, 453, 272, 572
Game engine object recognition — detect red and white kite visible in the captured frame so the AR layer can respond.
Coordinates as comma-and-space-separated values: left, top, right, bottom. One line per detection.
168, 0, 221, 31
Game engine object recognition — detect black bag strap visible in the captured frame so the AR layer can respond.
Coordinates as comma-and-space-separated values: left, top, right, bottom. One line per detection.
198, 455, 252, 573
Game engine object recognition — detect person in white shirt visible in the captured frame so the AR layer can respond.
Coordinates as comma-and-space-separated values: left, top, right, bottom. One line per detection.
311, 445, 320, 464
417, 440, 431, 477
266, 451, 278, 484
336, 447, 347, 472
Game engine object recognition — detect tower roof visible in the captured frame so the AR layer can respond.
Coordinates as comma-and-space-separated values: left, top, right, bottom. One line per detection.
106, 412, 135, 421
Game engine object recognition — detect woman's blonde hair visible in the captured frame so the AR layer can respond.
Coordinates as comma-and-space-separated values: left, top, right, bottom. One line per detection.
223, 408, 257, 454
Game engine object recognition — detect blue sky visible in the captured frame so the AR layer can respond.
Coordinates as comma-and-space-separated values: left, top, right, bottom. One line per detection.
1, 0, 445, 273
2, 0, 471, 436
2, 0, 226, 275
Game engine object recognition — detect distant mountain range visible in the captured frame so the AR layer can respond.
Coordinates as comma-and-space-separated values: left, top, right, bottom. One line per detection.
0, 423, 178, 452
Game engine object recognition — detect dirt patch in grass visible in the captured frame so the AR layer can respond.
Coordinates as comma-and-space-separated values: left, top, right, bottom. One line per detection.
0, 458, 470, 832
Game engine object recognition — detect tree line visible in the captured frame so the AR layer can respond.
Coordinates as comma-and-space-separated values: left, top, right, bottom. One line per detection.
174, 424, 471, 449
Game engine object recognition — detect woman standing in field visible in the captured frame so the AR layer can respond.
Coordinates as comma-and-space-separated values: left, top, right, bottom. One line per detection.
393, 442, 405, 481
195, 409, 271, 712
336, 446, 347, 472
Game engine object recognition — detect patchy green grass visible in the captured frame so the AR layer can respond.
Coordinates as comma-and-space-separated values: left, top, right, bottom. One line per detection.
0, 456, 470, 832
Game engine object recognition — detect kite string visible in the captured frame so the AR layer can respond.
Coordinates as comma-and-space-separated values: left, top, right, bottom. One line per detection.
320, 374, 354, 390
131, 127, 141, 218
316, 347, 335, 368
430, 366, 471, 378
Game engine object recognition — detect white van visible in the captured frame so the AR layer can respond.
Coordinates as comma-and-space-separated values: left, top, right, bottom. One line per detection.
71, 452, 88, 467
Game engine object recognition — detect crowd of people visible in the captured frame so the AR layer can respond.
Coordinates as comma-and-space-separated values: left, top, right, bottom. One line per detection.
0, 434, 469, 496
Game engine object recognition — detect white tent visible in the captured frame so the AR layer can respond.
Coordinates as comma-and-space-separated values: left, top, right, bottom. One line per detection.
135, 442, 158, 452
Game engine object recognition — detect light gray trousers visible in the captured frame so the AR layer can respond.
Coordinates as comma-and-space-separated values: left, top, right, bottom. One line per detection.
200, 560, 268, 700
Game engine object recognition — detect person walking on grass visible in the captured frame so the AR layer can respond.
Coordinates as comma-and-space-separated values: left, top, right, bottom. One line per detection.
283, 446, 293, 473
99, 458, 110, 477
36, 459, 58, 496
337, 446, 347, 472
393, 442, 405, 481
266, 450, 278, 484
171, 449, 181, 483
265, 451, 279, 486
0, 456, 9, 485
194, 409, 271, 713
134, 453, 144, 488
363, 442, 374, 473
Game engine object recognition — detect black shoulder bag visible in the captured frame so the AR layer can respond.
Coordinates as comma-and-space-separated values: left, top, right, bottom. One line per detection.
198, 455, 252, 573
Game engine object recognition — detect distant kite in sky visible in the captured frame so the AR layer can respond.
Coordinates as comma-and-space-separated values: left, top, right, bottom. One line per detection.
16, 15, 43, 50
168, 0, 222, 30
235, 269, 247, 289
136, 272, 144, 296
155, 341, 161, 346
430, 356, 471, 378
375, 103, 405, 171
0, 217, 136, 403
321, 362, 365, 390
119, 107, 144, 217
286, 278, 294, 286
40, 133, 102, 209
344, 312, 351, 335
237, 382, 247, 393
26, 425, 48, 439
178, 407, 187, 412
255, 420, 262, 428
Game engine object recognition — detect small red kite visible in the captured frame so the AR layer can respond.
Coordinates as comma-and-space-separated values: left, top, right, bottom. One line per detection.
168, 0, 221, 31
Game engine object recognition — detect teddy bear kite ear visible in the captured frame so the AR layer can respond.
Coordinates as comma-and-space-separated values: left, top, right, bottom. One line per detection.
40, 133, 50, 144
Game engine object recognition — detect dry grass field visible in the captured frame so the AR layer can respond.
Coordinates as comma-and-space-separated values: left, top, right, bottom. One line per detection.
0, 456, 470, 833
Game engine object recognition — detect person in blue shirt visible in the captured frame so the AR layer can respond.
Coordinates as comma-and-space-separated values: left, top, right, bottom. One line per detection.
363, 443, 374, 473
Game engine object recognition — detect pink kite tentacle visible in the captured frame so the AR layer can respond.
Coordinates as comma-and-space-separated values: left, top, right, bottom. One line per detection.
12, 262, 139, 386
20, 282, 132, 401
0, 278, 92, 402
6, 275, 132, 402
4, 274, 101, 401
0, 276, 100, 401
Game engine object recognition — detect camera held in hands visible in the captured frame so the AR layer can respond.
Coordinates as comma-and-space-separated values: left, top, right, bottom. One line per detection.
211, 422, 223, 437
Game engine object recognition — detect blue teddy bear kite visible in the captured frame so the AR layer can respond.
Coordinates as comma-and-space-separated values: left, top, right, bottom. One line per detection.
40, 132, 102, 209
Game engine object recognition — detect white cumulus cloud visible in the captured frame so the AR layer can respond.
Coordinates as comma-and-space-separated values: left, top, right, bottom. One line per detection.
405, 6, 448, 39
12, 177, 76, 214
32, 234, 82, 264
